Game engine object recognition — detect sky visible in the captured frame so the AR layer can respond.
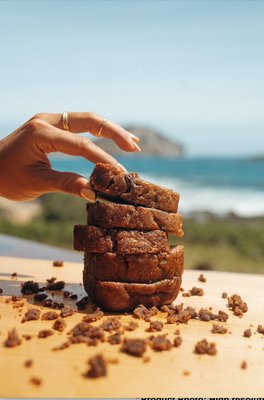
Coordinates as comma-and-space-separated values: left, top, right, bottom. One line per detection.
0, 0, 264, 156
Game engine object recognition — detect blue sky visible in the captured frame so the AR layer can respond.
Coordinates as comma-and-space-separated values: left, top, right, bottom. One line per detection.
0, 0, 263, 156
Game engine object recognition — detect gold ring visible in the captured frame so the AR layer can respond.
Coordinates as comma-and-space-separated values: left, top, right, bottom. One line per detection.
62, 112, 69, 131
97, 118, 106, 136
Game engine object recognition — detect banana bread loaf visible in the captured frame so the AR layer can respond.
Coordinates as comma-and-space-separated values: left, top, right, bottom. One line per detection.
83, 276, 182, 311
90, 163, 179, 213
84, 246, 184, 283
74, 225, 169, 254
87, 202, 183, 235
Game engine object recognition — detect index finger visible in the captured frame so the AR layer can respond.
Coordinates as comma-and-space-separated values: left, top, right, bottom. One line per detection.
31, 112, 141, 152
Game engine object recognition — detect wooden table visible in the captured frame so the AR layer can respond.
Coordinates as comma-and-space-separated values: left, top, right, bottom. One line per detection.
0, 256, 263, 398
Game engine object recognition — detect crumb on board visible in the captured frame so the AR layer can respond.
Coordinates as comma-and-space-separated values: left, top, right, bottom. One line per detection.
21, 280, 46, 295
211, 324, 228, 334
123, 321, 139, 331
101, 317, 121, 332
52, 341, 71, 351
198, 308, 216, 321
85, 354, 107, 378
60, 307, 76, 318
82, 309, 104, 323
21, 308, 41, 323
190, 287, 204, 296
52, 318, 66, 332
30, 377, 42, 386
222, 292, 228, 299
33, 293, 48, 302
121, 338, 146, 357
142, 355, 150, 363
76, 296, 89, 310
12, 301, 24, 309
4, 328, 21, 347
63, 290, 78, 300
166, 304, 197, 324
257, 324, 264, 334
70, 322, 105, 345
194, 339, 217, 356
240, 360, 247, 369
173, 336, 183, 347
41, 311, 59, 320
53, 260, 64, 267
185, 306, 198, 319
227, 294, 248, 317
46, 280, 65, 291
24, 359, 33, 368
107, 331, 122, 345
133, 304, 157, 322
5, 295, 23, 303
217, 310, 229, 322
107, 357, 119, 364
243, 329, 252, 338
149, 334, 173, 352
38, 329, 54, 339
41, 298, 65, 310
46, 277, 56, 284
146, 320, 164, 332
22, 334, 32, 340
198, 274, 206, 282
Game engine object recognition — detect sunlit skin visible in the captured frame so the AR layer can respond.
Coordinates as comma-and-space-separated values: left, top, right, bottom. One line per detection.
0, 112, 140, 202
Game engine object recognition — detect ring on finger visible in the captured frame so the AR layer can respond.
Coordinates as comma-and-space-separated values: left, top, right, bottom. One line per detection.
62, 112, 70, 131
97, 118, 106, 136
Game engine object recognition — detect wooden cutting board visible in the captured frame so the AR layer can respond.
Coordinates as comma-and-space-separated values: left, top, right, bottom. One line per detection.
0, 256, 263, 398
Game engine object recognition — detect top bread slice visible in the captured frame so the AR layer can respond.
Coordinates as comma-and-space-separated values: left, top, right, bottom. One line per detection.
90, 163, 179, 213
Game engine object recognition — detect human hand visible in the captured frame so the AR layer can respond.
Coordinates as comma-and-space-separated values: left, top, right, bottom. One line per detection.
0, 112, 140, 201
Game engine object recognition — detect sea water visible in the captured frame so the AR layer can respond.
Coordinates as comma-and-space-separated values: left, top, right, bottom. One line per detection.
50, 156, 264, 217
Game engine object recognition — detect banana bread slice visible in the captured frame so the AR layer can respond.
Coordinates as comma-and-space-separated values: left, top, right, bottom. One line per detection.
83, 275, 182, 311
84, 246, 184, 283
74, 225, 169, 254
87, 202, 183, 235
90, 163, 179, 213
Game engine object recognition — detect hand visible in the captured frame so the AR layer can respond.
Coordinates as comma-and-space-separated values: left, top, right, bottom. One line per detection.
0, 112, 140, 201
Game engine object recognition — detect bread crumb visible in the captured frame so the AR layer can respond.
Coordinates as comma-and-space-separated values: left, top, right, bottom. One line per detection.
241, 360, 247, 369
198, 274, 206, 282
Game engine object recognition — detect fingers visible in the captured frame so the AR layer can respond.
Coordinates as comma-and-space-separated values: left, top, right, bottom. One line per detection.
32, 112, 141, 152
40, 169, 96, 200
36, 122, 128, 171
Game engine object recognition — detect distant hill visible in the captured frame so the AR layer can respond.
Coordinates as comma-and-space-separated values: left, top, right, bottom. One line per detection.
249, 155, 264, 161
95, 126, 184, 157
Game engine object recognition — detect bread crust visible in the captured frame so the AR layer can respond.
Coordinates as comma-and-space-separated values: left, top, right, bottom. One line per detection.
90, 163, 179, 213
83, 276, 182, 311
87, 202, 183, 235
74, 225, 169, 254
84, 246, 184, 283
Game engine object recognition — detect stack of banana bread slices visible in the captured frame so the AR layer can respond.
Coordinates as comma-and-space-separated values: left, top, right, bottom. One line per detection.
74, 163, 184, 311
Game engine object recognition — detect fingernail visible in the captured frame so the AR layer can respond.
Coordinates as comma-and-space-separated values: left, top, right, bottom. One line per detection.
117, 163, 128, 173
80, 188, 96, 202
129, 132, 140, 142
133, 142, 141, 152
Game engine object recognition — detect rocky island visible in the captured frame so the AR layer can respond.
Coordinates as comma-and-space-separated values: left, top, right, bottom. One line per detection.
95, 126, 184, 157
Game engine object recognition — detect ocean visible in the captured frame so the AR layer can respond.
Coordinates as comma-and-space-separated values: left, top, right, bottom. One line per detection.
50, 156, 264, 217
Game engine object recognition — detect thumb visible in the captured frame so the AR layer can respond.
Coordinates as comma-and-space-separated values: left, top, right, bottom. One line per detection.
45, 169, 95, 201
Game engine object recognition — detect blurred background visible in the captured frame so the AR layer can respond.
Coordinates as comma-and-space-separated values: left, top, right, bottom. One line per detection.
0, 0, 263, 272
